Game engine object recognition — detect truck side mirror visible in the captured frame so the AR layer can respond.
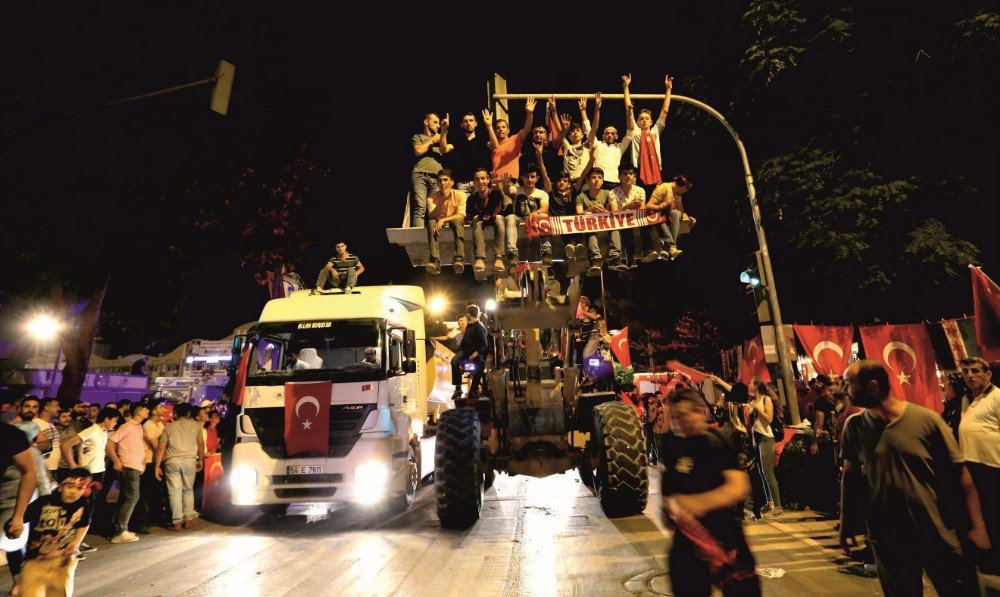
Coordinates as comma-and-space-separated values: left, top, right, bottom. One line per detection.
404, 330, 416, 359
402, 360, 417, 374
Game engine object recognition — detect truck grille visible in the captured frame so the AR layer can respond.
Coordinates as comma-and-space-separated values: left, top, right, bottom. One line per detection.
246, 404, 377, 459
274, 487, 336, 499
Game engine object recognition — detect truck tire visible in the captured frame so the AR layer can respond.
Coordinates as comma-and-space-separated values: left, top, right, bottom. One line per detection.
390, 447, 420, 512
434, 409, 483, 528
593, 401, 648, 517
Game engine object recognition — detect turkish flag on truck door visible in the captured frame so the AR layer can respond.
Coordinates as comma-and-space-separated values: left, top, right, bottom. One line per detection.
284, 381, 332, 457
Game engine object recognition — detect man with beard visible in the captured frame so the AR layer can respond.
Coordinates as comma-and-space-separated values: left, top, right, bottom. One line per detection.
441, 111, 492, 194
840, 360, 989, 595
519, 99, 562, 181
410, 111, 446, 227
539, 153, 588, 262
484, 98, 536, 180
465, 168, 506, 274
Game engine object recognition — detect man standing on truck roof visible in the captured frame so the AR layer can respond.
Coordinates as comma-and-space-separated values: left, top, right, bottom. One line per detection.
313, 242, 364, 295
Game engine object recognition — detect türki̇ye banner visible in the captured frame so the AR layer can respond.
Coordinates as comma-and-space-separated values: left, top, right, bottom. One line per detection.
525, 209, 668, 239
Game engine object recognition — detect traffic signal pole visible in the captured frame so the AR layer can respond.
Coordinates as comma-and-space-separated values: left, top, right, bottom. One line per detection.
492, 79, 801, 424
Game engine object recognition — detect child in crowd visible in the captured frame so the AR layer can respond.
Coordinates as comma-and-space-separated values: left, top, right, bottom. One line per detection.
18, 467, 93, 596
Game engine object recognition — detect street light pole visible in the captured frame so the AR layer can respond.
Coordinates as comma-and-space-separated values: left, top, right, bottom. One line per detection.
492, 85, 801, 424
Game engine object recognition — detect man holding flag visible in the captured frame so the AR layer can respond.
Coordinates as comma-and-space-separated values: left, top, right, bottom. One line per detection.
661, 387, 760, 596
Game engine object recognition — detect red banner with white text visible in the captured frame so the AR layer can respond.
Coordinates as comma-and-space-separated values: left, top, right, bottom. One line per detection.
793, 325, 854, 377
525, 209, 668, 239
284, 381, 332, 457
859, 324, 941, 412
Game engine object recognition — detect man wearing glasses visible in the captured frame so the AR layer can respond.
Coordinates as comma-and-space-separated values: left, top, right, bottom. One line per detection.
313, 242, 364, 294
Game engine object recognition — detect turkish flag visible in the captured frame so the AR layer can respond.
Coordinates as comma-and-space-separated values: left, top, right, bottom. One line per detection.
284, 381, 332, 457
611, 327, 631, 368
793, 325, 854, 377
233, 343, 251, 406
739, 335, 770, 385
859, 324, 942, 412
971, 267, 1000, 360
666, 360, 710, 384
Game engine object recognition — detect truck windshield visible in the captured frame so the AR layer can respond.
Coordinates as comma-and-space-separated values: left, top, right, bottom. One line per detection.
246, 319, 385, 383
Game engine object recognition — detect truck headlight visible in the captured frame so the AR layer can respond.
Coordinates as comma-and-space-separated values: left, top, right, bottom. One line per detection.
354, 461, 389, 504
230, 465, 258, 491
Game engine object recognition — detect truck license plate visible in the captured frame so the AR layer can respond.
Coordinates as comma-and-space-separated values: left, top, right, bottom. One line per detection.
287, 465, 323, 475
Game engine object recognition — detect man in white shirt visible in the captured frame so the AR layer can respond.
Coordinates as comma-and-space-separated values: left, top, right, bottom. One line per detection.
959, 357, 1000, 574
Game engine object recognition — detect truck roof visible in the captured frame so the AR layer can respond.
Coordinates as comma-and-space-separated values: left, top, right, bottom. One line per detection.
258, 286, 426, 324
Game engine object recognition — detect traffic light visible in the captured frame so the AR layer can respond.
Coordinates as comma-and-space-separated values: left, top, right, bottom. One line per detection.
210, 60, 236, 115
742, 251, 771, 323
740, 267, 762, 288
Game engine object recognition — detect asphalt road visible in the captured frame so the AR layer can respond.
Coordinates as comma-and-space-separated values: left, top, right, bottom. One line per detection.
1, 469, 962, 596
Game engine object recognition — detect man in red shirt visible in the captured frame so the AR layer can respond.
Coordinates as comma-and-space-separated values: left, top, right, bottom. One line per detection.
484, 98, 536, 180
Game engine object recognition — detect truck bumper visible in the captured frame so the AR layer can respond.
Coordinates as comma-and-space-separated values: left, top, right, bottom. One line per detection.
229, 436, 400, 505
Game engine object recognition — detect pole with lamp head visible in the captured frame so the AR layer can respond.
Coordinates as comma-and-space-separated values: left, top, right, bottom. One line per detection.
26, 314, 64, 398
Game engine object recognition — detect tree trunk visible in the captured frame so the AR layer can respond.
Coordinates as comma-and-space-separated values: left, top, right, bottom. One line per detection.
56, 278, 109, 403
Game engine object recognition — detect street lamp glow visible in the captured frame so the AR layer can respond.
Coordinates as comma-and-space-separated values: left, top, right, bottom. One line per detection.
429, 296, 446, 315
26, 314, 62, 342
484, 299, 497, 312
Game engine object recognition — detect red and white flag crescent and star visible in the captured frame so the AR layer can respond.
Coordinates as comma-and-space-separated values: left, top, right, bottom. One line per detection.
610, 327, 631, 368
793, 325, 854, 377
525, 209, 667, 239
859, 324, 941, 412
284, 381, 332, 456
739, 335, 771, 385
971, 266, 1000, 360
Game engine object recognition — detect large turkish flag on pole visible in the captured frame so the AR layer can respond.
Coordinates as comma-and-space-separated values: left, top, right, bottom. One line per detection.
793, 325, 854, 377
859, 324, 942, 412
611, 327, 631, 368
284, 381, 332, 457
971, 266, 1000, 360
739, 335, 771, 385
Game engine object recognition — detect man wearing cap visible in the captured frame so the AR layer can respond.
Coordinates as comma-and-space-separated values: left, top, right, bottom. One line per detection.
313, 241, 364, 294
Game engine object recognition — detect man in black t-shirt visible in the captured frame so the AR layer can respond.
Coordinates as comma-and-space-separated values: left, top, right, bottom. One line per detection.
661, 388, 760, 596
465, 168, 507, 274
313, 241, 365, 294
443, 112, 492, 194
1, 421, 36, 542
19, 467, 92, 595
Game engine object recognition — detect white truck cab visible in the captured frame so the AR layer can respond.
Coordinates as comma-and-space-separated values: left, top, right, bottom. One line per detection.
229, 286, 432, 509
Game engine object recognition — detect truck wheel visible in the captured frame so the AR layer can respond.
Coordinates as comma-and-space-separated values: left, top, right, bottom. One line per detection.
434, 409, 483, 528
578, 461, 595, 487
391, 448, 420, 511
484, 467, 495, 490
593, 401, 648, 517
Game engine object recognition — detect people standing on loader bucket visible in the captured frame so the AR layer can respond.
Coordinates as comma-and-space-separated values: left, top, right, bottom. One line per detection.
451, 304, 488, 402
313, 242, 364, 294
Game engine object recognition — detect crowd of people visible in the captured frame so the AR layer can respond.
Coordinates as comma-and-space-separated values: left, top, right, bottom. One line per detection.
410, 74, 696, 276
0, 394, 225, 595
618, 357, 999, 595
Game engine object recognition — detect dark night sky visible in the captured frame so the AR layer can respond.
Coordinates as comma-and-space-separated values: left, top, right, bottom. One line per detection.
1, 4, 997, 356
